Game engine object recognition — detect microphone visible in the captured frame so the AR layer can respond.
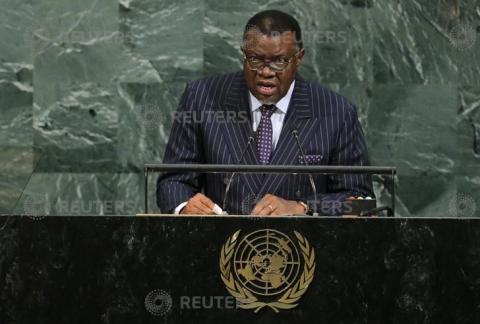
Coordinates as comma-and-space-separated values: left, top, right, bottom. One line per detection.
290, 126, 318, 216
222, 136, 255, 212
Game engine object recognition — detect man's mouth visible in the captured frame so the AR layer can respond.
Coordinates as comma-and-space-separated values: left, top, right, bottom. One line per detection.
256, 81, 277, 96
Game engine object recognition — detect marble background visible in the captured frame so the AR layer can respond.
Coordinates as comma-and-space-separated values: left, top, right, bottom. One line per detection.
0, 0, 479, 216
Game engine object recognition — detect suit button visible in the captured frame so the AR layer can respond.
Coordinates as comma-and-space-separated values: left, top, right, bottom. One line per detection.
296, 190, 301, 198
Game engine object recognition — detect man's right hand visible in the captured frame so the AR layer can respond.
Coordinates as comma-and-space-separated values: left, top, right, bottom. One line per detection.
180, 193, 216, 215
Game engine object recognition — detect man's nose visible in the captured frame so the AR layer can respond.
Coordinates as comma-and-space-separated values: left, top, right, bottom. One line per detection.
257, 65, 276, 77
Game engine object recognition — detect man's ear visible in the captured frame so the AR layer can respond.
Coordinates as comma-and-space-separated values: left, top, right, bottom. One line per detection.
296, 48, 305, 66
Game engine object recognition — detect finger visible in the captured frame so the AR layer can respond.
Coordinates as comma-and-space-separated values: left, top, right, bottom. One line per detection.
182, 199, 203, 214
259, 203, 276, 216
251, 195, 271, 214
187, 195, 212, 213
255, 207, 269, 216
272, 209, 287, 216
251, 198, 267, 215
195, 193, 215, 210
181, 205, 200, 215
184, 207, 199, 215
185, 204, 213, 215
263, 197, 282, 216
181, 199, 201, 214
252, 198, 270, 215
189, 200, 214, 215
252, 197, 275, 215
196, 206, 215, 215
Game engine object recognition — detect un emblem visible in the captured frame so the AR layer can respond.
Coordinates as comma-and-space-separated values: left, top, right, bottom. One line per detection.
220, 229, 315, 312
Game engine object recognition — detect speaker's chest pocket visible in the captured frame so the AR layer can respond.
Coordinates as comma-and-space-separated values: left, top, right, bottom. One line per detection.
297, 154, 325, 165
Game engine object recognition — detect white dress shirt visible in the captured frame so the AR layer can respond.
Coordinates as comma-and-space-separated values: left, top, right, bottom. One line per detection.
249, 80, 295, 149
174, 80, 296, 214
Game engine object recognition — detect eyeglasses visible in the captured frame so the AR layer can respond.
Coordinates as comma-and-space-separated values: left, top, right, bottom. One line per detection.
243, 52, 299, 72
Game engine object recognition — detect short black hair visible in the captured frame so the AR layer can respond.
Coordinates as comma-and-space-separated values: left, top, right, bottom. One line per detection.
243, 10, 303, 49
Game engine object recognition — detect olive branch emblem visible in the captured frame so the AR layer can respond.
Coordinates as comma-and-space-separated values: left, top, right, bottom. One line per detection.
219, 230, 315, 313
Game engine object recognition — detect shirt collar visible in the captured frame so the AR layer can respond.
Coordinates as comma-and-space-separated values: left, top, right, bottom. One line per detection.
249, 80, 296, 114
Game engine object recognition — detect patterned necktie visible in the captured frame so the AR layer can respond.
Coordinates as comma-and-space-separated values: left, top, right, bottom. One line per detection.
256, 104, 276, 164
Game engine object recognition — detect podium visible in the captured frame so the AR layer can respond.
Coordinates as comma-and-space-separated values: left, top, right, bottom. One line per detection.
1, 215, 479, 323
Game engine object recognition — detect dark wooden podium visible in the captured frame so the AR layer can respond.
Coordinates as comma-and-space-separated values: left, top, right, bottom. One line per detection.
1, 215, 479, 323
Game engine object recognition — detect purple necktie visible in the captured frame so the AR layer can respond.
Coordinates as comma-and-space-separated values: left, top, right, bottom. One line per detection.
256, 105, 276, 164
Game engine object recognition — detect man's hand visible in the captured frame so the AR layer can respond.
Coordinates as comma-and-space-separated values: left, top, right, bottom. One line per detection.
180, 193, 216, 215
251, 194, 307, 216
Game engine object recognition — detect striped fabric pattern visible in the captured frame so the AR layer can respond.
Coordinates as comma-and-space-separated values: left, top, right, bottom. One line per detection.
156, 71, 374, 215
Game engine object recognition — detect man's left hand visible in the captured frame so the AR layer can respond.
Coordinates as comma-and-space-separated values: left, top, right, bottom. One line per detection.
251, 194, 306, 216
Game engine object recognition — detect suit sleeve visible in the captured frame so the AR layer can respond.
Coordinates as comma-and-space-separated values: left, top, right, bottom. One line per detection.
305, 104, 374, 215
156, 82, 205, 213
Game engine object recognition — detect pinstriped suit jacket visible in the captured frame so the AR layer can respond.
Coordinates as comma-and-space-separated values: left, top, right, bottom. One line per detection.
156, 71, 374, 215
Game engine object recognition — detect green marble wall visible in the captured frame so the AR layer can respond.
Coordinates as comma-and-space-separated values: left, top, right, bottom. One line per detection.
0, 0, 479, 216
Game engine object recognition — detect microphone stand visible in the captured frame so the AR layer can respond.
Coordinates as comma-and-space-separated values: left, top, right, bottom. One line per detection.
291, 129, 319, 216
222, 136, 255, 212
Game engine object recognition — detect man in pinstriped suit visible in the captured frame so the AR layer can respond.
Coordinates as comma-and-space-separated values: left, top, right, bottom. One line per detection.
157, 10, 374, 216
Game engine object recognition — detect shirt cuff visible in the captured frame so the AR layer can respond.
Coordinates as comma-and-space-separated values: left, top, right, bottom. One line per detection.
174, 201, 188, 215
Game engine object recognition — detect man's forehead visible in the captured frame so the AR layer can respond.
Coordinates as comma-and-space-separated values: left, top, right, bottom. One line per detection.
244, 30, 297, 50
245, 29, 297, 41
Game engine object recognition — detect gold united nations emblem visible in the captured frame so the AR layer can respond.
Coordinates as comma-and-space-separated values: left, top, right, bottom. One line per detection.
219, 229, 315, 313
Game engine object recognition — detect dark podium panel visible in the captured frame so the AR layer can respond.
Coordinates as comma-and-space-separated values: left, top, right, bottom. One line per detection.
1, 215, 479, 324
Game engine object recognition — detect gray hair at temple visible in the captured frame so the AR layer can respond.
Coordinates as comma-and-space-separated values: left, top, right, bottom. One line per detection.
242, 10, 303, 50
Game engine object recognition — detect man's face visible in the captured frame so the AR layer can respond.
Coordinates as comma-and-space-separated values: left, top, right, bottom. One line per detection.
242, 30, 304, 105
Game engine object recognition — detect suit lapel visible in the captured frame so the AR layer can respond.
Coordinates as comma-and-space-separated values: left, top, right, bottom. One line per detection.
221, 73, 262, 194
258, 77, 317, 196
